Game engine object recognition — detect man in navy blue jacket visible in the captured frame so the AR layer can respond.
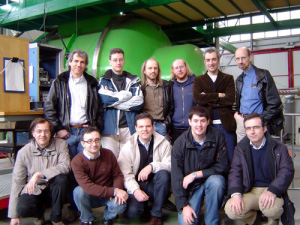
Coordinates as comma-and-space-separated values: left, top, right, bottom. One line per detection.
225, 113, 294, 225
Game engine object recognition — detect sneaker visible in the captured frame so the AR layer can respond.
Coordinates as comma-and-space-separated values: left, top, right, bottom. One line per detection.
102, 218, 113, 225
52, 221, 65, 225
64, 209, 78, 223
33, 216, 45, 225
150, 216, 162, 225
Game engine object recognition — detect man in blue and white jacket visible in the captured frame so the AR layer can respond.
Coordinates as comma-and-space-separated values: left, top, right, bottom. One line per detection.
98, 48, 144, 158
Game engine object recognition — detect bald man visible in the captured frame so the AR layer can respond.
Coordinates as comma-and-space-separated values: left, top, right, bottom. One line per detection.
234, 47, 283, 142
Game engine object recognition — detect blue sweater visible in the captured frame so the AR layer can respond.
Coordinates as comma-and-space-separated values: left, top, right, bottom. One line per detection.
171, 74, 196, 129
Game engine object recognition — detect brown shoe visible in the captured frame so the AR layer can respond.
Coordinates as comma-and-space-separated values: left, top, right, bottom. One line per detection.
64, 209, 78, 223
150, 216, 162, 225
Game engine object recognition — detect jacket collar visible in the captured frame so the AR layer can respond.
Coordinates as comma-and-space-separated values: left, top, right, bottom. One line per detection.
185, 126, 216, 149
102, 69, 139, 82
131, 131, 166, 150
31, 138, 57, 155
57, 70, 97, 86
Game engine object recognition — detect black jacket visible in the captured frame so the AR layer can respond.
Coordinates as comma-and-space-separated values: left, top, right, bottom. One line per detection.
236, 65, 283, 135
44, 71, 104, 132
141, 80, 174, 130
171, 126, 229, 211
228, 132, 295, 224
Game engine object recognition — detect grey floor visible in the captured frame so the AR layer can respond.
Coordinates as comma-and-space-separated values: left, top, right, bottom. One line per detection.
0, 148, 299, 225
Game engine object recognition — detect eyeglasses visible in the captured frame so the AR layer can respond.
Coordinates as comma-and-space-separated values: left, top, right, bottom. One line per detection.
111, 58, 124, 63
35, 129, 51, 134
82, 138, 101, 144
235, 57, 247, 62
245, 125, 262, 131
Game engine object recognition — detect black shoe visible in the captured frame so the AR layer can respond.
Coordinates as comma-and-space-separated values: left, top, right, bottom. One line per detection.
81, 221, 94, 225
102, 218, 113, 225
162, 199, 177, 211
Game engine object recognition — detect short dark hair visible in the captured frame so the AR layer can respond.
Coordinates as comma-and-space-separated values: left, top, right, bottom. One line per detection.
30, 118, 55, 137
204, 47, 220, 59
80, 127, 101, 141
244, 113, 267, 127
134, 113, 154, 126
109, 48, 124, 60
67, 49, 88, 72
188, 106, 210, 121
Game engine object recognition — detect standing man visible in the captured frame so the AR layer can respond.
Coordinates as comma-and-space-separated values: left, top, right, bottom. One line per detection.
234, 47, 283, 142
193, 47, 236, 162
118, 113, 171, 225
140, 58, 174, 140
44, 49, 104, 159
171, 106, 229, 225
170, 59, 196, 144
72, 127, 128, 225
98, 48, 144, 158
225, 113, 294, 225
8, 118, 70, 225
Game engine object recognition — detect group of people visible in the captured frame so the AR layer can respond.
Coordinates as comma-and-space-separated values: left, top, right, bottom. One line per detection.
7, 46, 295, 225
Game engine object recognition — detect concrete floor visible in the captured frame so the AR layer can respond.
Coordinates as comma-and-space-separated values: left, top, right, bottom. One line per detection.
0, 149, 299, 225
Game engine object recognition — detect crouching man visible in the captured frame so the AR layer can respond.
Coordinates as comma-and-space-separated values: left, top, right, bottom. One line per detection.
118, 113, 172, 225
171, 106, 229, 225
8, 118, 70, 225
72, 127, 128, 225
225, 113, 295, 225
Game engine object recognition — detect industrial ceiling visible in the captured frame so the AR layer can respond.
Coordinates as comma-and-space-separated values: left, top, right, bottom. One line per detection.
0, 0, 300, 47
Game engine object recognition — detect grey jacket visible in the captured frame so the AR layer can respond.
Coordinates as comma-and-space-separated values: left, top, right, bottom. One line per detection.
8, 138, 70, 219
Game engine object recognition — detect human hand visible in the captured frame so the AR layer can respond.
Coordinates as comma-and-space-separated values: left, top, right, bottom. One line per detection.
138, 165, 152, 182
10, 218, 20, 225
133, 189, 149, 202
57, 129, 69, 139
183, 174, 195, 189
183, 205, 197, 225
25, 172, 43, 194
229, 194, 244, 215
219, 93, 225, 97
260, 191, 276, 209
114, 189, 129, 205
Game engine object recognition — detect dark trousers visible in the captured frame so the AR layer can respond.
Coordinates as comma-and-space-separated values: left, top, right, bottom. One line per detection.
126, 170, 170, 218
17, 174, 68, 223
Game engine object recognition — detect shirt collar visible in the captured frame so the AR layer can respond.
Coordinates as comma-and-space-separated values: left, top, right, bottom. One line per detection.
243, 64, 255, 76
138, 136, 152, 151
83, 149, 100, 160
250, 136, 266, 150
69, 72, 84, 83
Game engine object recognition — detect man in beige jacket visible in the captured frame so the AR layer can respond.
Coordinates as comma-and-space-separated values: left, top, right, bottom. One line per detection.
8, 118, 70, 225
118, 113, 171, 225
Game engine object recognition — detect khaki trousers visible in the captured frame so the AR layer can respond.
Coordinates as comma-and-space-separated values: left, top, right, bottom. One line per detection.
236, 116, 246, 143
225, 187, 284, 225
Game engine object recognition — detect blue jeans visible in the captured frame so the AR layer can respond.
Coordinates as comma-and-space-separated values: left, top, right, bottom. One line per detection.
178, 175, 226, 225
66, 127, 85, 160
126, 170, 170, 218
73, 186, 126, 222
154, 122, 169, 141
212, 124, 236, 163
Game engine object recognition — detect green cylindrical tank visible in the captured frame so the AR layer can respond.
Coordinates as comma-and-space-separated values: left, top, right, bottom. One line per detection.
48, 17, 172, 79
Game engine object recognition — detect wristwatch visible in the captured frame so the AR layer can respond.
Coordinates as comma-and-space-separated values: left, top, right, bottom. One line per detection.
192, 172, 197, 179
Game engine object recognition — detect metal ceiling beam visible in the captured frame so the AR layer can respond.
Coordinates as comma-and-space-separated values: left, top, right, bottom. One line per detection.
208, 18, 300, 37
227, 0, 243, 14
145, 8, 176, 23
163, 6, 300, 31
219, 39, 237, 53
251, 0, 278, 27
203, 0, 226, 17
181, 0, 208, 18
163, 5, 192, 21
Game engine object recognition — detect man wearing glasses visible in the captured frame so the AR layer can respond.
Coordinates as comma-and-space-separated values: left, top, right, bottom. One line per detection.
234, 47, 283, 142
8, 118, 70, 225
225, 113, 294, 225
98, 48, 144, 158
72, 127, 128, 225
